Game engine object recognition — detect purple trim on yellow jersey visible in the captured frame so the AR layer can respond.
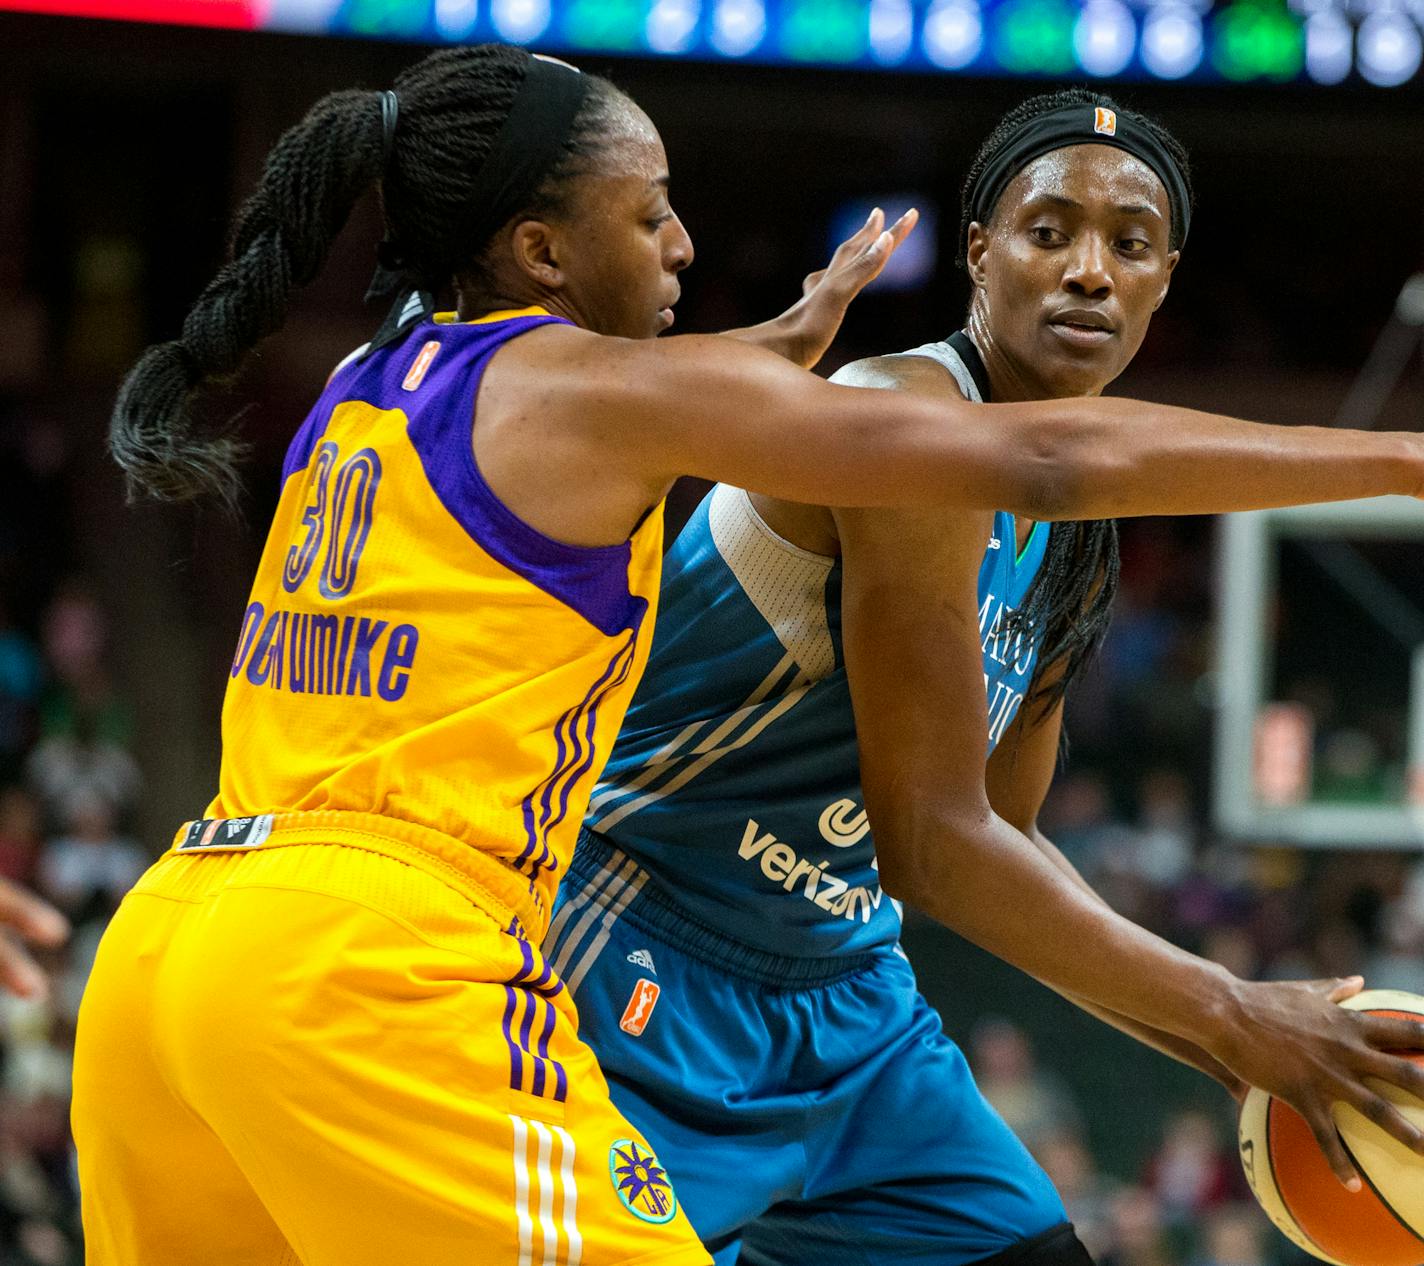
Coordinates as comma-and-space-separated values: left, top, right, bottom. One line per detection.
519, 627, 644, 877
403, 315, 644, 638
287, 309, 646, 637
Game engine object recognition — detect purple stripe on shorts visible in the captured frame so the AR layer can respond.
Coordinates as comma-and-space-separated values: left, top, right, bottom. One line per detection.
518, 985, 537, 1059
502, 986, 523, 1093
512, 937, 535, 984
534, 997, 558, 1099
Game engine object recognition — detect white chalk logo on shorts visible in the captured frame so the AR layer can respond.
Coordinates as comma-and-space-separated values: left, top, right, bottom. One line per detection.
609, 1139, 677, 1223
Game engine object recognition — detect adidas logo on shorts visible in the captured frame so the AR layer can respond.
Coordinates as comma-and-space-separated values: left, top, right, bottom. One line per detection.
626, 948, 656, 973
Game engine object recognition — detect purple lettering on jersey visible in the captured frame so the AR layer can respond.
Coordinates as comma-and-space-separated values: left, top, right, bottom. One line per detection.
377, 624, 419, 702
344, 618, 388, 697
335, 613, 357, 694
272, 612, 288, 690
245, 611, 282, 687
288, 613, 308, 693
231, 602, 265, 678
311, 614, 339, 695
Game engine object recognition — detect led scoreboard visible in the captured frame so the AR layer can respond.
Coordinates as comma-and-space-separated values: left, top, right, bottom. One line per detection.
2, 0, 1421, 86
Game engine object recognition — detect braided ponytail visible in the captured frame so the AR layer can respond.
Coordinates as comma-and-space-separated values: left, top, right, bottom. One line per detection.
112, 43, 627, 507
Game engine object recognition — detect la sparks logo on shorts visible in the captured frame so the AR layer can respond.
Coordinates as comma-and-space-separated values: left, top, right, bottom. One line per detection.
609, 1140, 676, 1223
1093, 107, 1117, 136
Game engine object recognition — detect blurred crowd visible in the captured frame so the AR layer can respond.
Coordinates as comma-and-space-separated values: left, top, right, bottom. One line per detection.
0, 28, 1420, 1258
970, 1013, 1280, 1266
0, 574, 141, 1264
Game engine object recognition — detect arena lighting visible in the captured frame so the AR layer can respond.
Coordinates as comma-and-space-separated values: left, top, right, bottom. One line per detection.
2, 0, 1421, 87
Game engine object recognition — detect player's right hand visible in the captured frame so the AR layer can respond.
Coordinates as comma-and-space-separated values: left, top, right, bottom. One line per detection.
1213, 975, 1424, 1190
0, 878, 69, 999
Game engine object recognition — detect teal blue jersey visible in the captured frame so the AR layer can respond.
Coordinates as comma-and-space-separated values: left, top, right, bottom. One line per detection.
581, 336, 1049, 959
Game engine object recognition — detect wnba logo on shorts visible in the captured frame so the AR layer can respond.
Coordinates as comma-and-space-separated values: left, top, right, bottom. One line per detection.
1093, 107, 1117, 136
619, 978, 660, 1036
609, 1140, 677, 1223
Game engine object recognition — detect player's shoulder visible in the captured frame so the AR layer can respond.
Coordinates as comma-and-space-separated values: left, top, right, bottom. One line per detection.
828, 351, 969, 401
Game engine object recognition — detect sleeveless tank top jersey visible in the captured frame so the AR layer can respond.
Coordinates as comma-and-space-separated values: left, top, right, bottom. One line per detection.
200, 308, 663, 939
580, 333, 1048, 960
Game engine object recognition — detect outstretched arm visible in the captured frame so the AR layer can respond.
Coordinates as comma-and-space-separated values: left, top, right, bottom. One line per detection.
564, 338, 1423, 529
833, 494, 1424, 1191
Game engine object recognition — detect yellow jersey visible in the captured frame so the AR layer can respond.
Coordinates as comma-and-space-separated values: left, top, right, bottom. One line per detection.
198, 308, 663, 938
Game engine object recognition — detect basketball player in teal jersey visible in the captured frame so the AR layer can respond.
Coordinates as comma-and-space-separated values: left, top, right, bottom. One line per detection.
548, 91, 1424, 1266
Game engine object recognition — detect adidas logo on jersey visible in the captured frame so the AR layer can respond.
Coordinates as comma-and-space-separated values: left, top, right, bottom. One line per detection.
626, 948, 656, 973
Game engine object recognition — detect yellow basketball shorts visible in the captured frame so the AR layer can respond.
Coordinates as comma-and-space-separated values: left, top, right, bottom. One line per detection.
71, 841, 711, 1266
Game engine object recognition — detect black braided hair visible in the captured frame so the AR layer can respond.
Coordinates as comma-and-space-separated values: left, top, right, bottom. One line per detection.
958, 90, 1193, 719
111, 44, 627, 508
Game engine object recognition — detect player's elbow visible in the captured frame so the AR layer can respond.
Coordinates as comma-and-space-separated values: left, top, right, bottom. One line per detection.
999, 403, 1131, 522
873, 800, 994, 909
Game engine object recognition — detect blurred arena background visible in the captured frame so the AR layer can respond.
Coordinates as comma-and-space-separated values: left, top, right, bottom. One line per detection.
0, 1, 1421, 1261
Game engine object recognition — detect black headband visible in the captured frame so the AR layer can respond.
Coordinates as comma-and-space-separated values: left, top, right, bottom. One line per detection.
364, 53, 588, 352
465, 52, 589, 240
968, 104, 1190, 248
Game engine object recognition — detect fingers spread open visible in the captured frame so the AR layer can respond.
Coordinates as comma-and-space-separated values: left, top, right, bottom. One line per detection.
1358, 1015, 1424, 1056
1339, 1083, 1424, 1156
1301, 1101, 1363, 1190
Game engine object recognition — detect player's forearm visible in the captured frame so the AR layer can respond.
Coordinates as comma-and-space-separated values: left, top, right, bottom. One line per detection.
1022, 397, 1423, 519
1059, 990, 1246, 1095
884, 807, 1250, 1057
1023, 828, 1243, 1090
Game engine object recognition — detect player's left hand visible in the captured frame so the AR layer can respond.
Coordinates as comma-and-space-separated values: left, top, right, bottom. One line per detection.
785, 207, 919, 368
734, 207, 918, 370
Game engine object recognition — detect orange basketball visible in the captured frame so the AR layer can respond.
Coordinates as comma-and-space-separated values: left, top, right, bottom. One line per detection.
1238, 989, 1424, 1266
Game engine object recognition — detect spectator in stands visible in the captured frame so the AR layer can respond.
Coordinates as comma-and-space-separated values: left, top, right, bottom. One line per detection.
1142, 1108, 1247, 1230
1100, 1187, 1177, 1266
1189, 1205, 1273, 1266
1036, 1129, 1121, 1261
969, 1016, 1083, 1155
0, 788, 41, 885
36, 791, 145, 924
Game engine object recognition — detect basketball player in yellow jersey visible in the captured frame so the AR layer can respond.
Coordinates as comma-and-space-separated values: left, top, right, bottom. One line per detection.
74, 43, 1424, 1266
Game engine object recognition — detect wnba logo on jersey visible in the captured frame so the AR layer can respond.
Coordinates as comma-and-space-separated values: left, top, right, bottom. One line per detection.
402, 340, 440, 392
1094, 107, 1117, 136
609, 1140, 677, 1223
619, 978, 660, 1036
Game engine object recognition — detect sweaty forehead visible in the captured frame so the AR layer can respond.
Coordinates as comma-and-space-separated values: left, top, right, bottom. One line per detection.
596, 101, 668, 186
999, 143, 1169, 221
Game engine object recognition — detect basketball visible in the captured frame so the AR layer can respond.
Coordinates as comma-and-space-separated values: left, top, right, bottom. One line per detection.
1239, 989, 1424, 1266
